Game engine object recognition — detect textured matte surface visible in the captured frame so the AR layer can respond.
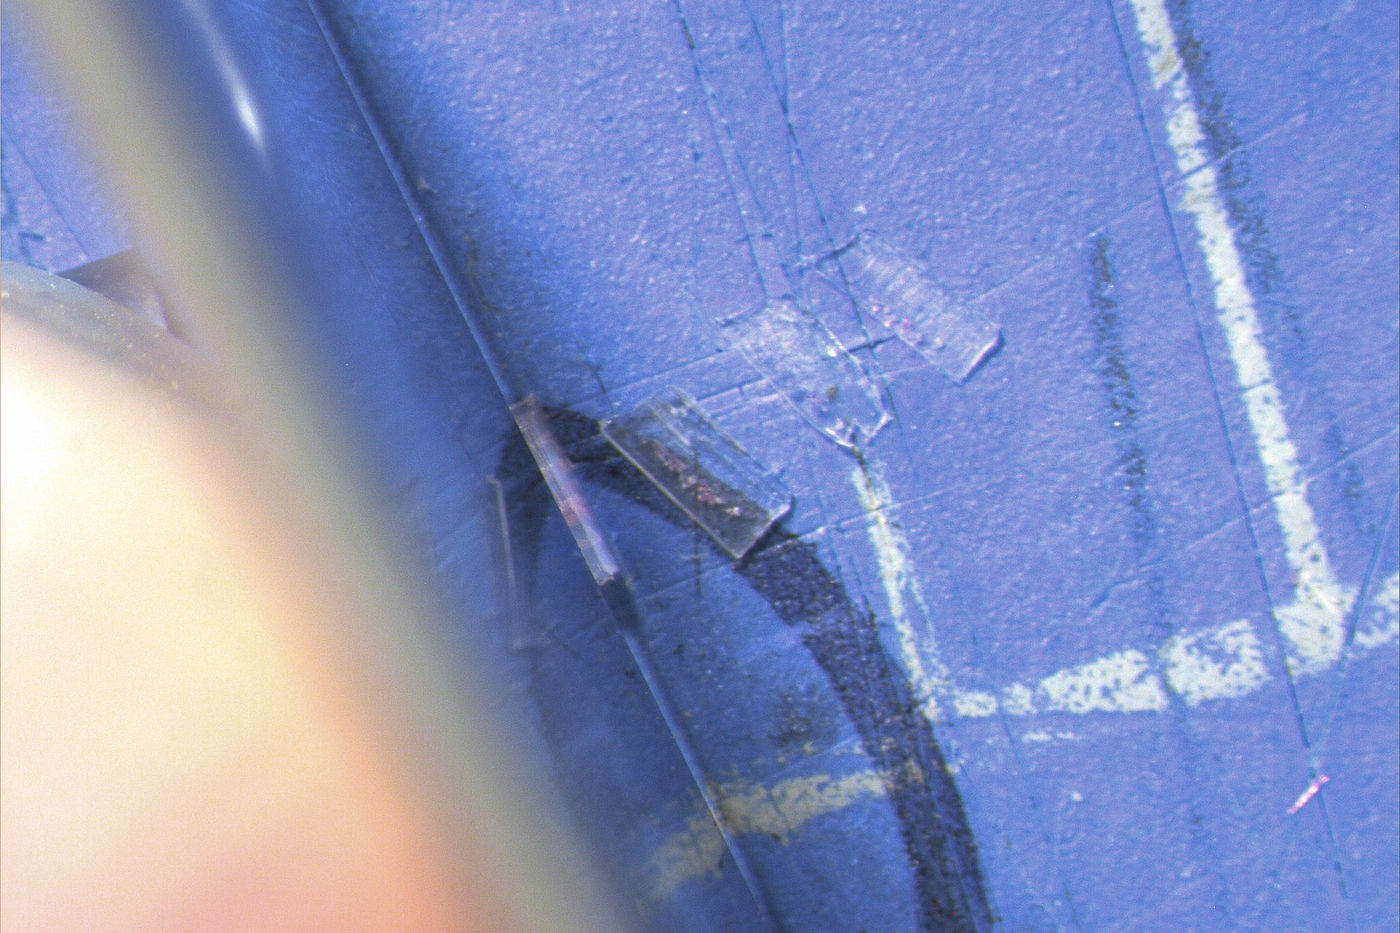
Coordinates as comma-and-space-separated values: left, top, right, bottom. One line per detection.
4, 0, 1396, 929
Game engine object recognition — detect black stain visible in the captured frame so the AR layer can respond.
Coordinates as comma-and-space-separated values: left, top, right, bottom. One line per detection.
494, 405, 992, 933
740, 535, 991, 933
1088, 235, 1157, 558
1165, 0, 1377, 539
1086, 234, 1178, 645
769, 683, 835, 754
1084, 236, 1234, 908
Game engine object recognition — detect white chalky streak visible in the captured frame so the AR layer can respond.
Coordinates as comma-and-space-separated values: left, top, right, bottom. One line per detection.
1353, 572, 1399, 651
852, 464, 952, 720
1160, 619, 1270, 705
1129, 0, 1354, 674
644, 10, 1399, 899
947, 595, 1390, 720
840, 1, 1383, 731
1038, 650, 1169, 714
645, 574, 1400, 898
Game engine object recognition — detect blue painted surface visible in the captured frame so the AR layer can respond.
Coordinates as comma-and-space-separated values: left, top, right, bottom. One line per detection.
4, 1, 1397, 930
1, 14, 129, 270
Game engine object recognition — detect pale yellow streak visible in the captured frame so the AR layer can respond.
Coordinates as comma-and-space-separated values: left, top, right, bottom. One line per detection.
645, 763, 923, 901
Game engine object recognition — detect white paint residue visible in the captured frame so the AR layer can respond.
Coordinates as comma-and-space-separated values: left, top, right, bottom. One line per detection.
953, 690, 999, 719
1128, 0, 1354, 675
1022, 730, 1081, 744
644, 542, 1398, 905
1038, 650, 1169, 714
1161, 619, 1270, 705
1353, 572, 1400, 651
1001, 683, 1036, 716
821, 6, 1388, 725
946, 598, 1395, 721
852, 464, 951, 720
841, 1, 1391, 732
632, 9, 1397, 898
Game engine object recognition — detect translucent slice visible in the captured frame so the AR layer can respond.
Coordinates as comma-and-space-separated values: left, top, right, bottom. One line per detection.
722, 297, 890, 449
485, 474, 544, 650
602, 390, 792, 559
510, 395, 622, 586
818, 232, 1001, 382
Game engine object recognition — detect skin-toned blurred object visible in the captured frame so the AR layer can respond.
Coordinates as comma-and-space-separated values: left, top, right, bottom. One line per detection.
1, 264, 487, 930
2, 0, 625, 926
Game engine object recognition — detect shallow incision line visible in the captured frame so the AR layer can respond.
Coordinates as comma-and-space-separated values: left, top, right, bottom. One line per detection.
1316, 487, 1400, 760
936, 0, 1382, 719
1126, 0, 1355, 677
649, 0, 1397, 906
1112, 13, 1361, 904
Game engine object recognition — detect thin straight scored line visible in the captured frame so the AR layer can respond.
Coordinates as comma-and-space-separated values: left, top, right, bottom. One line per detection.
1126, 0, 1354, 675
304, 0, 519, 404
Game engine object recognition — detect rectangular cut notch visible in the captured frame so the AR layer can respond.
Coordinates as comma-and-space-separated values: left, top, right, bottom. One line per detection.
602, 389, 792, 559
819, 232, 1001, 382
510, 396, 622, 586
723, 297, 891, 449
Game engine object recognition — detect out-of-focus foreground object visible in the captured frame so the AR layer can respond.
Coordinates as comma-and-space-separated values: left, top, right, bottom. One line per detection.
0, 263, 481, 930
5, 0, 1396, 928
0, 261, 613, 932
1, 0, 624, 925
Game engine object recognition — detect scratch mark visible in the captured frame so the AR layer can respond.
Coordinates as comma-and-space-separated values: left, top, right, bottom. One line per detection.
851, 461, 953, 720
1297, 429, 1400, 490
1287, 774, 1330, 815
671, 0, 791, 299
1021, 730, 1082, 744
1127, 0, 1355, 676
674, 0, 888, 360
